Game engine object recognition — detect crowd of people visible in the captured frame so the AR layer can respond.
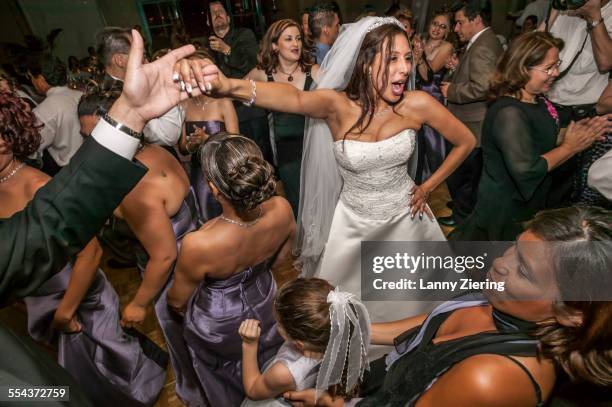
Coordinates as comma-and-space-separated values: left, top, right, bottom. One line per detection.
0, 0, 611, 406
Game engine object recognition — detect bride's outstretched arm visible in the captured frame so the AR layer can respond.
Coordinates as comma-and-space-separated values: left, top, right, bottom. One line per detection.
403, 91, 476, 217
176, 59, 339, 120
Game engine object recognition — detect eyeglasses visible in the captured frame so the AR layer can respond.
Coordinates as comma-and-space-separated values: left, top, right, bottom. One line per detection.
530, 60, 562, 76
430, 21, 448, 30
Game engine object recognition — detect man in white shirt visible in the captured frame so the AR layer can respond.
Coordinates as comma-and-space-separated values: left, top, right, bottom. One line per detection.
516, 0, 549, 28
547, 0, 612, 122
29, 55, 83, 175
96, 27, 183, 146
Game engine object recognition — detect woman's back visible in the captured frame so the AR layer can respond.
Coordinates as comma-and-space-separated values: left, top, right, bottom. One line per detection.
115, 144, 189, 219
184, 196, 294, 280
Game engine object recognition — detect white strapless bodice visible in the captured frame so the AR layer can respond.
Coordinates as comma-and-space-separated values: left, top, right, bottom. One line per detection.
333, 129, 416, 220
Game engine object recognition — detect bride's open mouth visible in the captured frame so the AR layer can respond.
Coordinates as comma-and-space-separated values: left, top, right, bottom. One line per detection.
391, 80, 406, 96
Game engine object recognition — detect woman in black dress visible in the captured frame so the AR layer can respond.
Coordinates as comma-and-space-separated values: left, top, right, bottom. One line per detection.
450, 32, 610, 241
284, 206, 612, 407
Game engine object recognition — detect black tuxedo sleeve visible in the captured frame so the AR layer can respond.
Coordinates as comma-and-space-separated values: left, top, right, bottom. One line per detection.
0, 137, 147, 300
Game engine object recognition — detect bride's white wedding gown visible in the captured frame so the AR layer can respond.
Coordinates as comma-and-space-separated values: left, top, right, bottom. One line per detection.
315, 129, 445, 324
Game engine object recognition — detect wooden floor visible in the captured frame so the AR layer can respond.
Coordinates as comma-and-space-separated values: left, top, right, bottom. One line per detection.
0, 184, 452, 407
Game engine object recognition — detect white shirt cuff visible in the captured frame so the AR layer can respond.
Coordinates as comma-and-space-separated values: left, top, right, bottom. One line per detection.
91, 117, 140, 160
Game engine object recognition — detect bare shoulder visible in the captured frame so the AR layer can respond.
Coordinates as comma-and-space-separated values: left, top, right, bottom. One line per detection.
23, 166, 51, 196
311, 64, 321, 81
419, 354, 548, 407
265, 196, 295, 224
400, 90, 440, 115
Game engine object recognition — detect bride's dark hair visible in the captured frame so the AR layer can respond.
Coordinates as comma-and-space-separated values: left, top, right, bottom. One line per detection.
344, 23, 409, 140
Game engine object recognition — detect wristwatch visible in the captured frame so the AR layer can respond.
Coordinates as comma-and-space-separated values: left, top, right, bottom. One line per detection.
586, 17, 604, 31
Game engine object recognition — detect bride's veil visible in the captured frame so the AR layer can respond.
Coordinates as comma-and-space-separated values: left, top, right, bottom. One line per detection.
296, 17, 413, 276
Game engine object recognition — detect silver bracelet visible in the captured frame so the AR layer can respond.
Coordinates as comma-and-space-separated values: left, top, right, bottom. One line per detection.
242, 79, 257, 107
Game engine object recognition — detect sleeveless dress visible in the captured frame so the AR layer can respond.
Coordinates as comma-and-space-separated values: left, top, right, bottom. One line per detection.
184, 120, 226, 222
23, 266, 168, 406
267, 71, 313, 216
183, 261, 284, 407
357, 293, 543, 407
416, 66, 449, 183
128, 188, 207, 406
241, 342, 320, 407
316, 130, 445, 326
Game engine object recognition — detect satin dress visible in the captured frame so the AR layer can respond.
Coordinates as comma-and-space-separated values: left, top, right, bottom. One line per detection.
24, 266, 168, 406
183, 261, 283, 407
316, 130, 445, 329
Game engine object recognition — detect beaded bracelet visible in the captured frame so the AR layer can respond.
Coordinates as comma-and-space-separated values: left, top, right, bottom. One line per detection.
242, 79, 257, 107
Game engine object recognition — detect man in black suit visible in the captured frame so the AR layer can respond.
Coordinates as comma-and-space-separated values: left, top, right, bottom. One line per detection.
0, 31, 200, 405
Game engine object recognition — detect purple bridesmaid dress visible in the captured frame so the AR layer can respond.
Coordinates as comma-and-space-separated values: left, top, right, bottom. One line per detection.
132, 188, 209, 406
185, 120, 226, 222
183, 261, 283, 407
24, 265, 168, 406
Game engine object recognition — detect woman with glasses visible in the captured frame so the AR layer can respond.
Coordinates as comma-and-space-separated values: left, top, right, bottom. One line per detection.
413, 9, 456, 181
451, 32, 611, 241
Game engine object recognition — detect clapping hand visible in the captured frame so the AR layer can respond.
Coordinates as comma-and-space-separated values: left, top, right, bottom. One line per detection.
445, 54, 459, 71
563, 115, 611, 154
412, 35, 425, 65
209, 36, 230, 55
239, 319, 261, 346
187, 127, 210, 153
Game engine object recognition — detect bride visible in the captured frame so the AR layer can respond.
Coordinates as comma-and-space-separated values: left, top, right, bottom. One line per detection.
184, 17, 475, 323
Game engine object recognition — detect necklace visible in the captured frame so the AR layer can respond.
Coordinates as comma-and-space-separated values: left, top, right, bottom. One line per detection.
193, 95, 211, 109
373, 105, 392, 117
0, 160, 25, 184
220, 206, 263, 228
277, 64, 299, 82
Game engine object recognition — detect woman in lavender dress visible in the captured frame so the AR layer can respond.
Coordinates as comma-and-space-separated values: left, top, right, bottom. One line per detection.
168, 134, 295, 406
179, 50, 239, 222
0, 89, 166, 406
414, 9, 455, 182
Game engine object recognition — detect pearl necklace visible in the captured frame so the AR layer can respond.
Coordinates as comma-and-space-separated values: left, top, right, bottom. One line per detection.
0, 160, 25, 184
220, 206, 263, 228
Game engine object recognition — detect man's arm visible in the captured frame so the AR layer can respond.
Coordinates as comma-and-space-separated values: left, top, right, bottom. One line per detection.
0, 30, 202, 300
0, 135, 146, 300
578, 0, 612, 72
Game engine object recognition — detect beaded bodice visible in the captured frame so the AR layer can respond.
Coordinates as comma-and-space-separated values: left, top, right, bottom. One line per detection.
333, 130, 416, 220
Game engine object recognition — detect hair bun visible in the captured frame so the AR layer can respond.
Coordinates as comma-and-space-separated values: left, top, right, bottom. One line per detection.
227, 155, 276, 211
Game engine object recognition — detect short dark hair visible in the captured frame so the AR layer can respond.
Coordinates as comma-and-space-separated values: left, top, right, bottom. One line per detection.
95, 27, 132, 67
77, 87, 120, 117
29, 54, 67, 87
524, 15, 538, 26
451, 0, 492, 26
309, 2, 338, 39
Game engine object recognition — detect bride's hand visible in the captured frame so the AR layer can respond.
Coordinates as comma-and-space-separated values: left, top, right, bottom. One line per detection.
172, 58, 231, 97
409, 184, 434, 220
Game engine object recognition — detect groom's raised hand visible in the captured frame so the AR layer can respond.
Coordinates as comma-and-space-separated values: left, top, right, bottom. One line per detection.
108, 30, 201, 132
